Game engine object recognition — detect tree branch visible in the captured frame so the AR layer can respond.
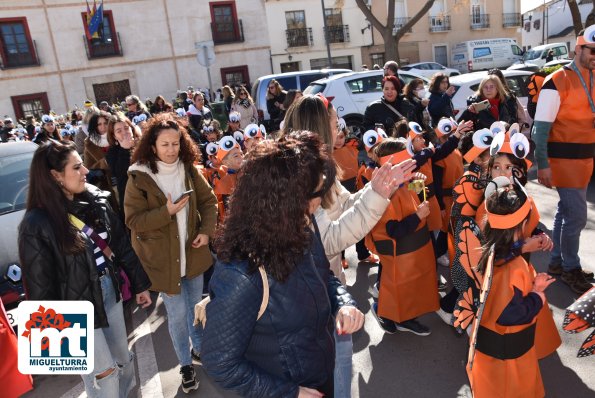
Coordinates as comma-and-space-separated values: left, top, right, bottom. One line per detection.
394, 0, 436, 40
354, 0, 385, 33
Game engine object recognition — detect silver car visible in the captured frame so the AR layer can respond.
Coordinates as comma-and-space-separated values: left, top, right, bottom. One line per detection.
0, 141, 37, 329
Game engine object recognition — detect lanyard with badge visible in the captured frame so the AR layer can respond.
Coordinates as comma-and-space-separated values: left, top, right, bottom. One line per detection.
569, 60, 595, 128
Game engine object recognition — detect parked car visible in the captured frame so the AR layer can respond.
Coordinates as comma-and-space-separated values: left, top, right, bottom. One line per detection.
543, 58, 572, 69
251, 68, 351, 128
449, 70, 533, 119
508, 42, 569, 71
400, 62, 460, 78
303, 69, 429, 134
451, 38, 524, 73
0, 141, 36, 330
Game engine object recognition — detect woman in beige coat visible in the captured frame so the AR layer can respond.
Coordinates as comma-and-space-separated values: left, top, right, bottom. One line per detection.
124, 113, 218, 393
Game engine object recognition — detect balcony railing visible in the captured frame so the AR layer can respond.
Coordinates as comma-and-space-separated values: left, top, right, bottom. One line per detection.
286, 27, 313, 47
0, 39, 40, 70
211, 19, 244, 45
324, 25, 350, 44
471, 14, 490, 29
83, 33, 123, 60
393, 17, 412, 34
502, 13, 522, 27
429, 15, 451, 32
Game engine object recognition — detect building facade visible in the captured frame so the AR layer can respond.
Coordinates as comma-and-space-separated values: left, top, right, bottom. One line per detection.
0, 0, 271, 120
264, 0, 371, 73
361, 0, 522, 68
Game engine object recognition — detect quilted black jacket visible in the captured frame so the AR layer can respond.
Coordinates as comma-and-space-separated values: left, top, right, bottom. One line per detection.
18, 184, 151, 329
202, 227, 357, 397
363, 95, 416, 132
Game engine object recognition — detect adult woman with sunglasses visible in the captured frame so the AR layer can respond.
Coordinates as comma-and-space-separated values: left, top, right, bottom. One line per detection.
230, 86, 258, 129
19, 140, 152, 397
203, 132, 362, 398
265, 79, 287, 131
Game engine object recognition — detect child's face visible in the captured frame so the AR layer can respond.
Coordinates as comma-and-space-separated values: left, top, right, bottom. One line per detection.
490, 154, 515, 180
206, 131, 218, 142
334, 131, 345, 149
412, 135, 425, 152
222, 147, 244, 170
208, 154, 221, 168
244, 137, 262, 152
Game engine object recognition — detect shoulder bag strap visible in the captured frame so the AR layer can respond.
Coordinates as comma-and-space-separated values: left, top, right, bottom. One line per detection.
69, 213, 114, 260
256, 266, 269, 320
382, 100, 405, 120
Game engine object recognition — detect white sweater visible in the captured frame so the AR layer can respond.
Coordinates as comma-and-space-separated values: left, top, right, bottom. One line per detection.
128, 160, 189, 276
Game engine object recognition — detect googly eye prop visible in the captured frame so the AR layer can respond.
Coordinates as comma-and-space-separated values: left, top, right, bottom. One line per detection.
132, 114, 147, 126
216, 135, 241, 162
41, 114, 54, 124
362, 128, 387, 151
205, 142, 219, 157
463, 128, 496, 164
485, 176, 532, 230
229, 112, 241, 123
34, 126, 41, 134
233, 130, 245, 143
407, 121, 424, 140
338, 118, 346, 131
203, 125, 215, 133
489, 122, 532, 168
175, 108, 187, 117
435, 118, 458, 137
244, 123, 266, 140
577, 24, 595, 46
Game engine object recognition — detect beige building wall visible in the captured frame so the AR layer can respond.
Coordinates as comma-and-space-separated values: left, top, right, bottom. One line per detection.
265, 0, 370, 73
0, 0, 271, 119
361, 0, 522, 68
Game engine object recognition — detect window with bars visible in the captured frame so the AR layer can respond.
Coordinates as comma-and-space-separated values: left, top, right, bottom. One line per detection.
0, 18, 38, 68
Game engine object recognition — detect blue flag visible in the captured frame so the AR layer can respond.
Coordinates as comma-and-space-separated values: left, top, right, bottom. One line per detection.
88, 0, 104, 39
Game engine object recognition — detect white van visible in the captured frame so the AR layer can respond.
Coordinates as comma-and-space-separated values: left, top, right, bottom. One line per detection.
451, 38, 524, 73
508, 42, 569, 70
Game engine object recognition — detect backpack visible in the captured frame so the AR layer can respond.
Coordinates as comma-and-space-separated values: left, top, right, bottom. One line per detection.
526, 71, 548, 120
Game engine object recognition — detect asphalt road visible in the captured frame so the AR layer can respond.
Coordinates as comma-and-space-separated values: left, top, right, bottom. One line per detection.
24, 176, 595, 398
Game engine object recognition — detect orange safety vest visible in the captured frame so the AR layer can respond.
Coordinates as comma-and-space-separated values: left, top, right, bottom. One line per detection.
369, 186, 439, 322
545, 66, 595, 188
467, 256, 544, 398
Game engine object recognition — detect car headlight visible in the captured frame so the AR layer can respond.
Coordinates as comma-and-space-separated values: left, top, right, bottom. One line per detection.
6, 263, 21, 283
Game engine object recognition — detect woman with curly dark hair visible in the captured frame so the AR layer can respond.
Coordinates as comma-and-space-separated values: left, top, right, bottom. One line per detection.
202, 132, 364, 398
124, 113, 218, 393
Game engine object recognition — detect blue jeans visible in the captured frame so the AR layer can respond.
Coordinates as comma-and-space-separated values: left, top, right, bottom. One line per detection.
81, 275, 136, 398
160, 274, 204, 366
333, 329, 353, 398
551, 187, 587, 271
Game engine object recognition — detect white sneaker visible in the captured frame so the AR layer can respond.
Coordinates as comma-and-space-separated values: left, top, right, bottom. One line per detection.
371, 281, 379, 299
437, 254, 449, 267
436, 308, 453, 325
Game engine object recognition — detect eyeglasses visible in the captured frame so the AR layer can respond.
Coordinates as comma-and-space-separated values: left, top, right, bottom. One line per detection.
239, 92, 247, 96
583, 46, 595, 55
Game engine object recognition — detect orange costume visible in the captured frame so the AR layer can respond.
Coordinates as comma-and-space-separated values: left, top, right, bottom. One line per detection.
467, 255, 544, 398
434, 149, 463, 232
333, 140, 359, 193
369, 151, 439, 322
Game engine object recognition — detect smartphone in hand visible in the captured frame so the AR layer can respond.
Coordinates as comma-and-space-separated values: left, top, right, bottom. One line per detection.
173, 190, 193, 204
472, 99, 490, 112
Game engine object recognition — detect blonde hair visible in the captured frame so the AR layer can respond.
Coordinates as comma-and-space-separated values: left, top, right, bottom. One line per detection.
476, 75, 508, 101
266, 79, 284, 100
222, 85, 235, 99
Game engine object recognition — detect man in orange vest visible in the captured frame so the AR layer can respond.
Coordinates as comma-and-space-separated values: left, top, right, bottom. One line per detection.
532, 27, 595, 295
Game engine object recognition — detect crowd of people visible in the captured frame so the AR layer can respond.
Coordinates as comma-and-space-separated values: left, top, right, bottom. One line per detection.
2, 27, 595, 398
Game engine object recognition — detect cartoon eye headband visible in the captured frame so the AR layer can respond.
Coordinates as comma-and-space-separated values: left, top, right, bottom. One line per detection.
489, 122, 532, 169
229, 112, 241, 123
435, 118, 458, 137
203, 125, 215, 133
244, 123, 266, 140
577, 24, 595, 46
175, 108, 187, 117
338, 118, 346, 131
485, 177, 532, 229
463, 127, 496, 164
215, 136, 241, 161
233, 130, 244, 143
132, 114, 147, 125
362, 128, 387, 151
379, 149, 412, 166
41, 115, 54, 124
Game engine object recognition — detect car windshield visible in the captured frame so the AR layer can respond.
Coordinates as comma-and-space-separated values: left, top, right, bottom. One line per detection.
523, 49, 543, 61
0, 151, 33, 215
303, 83, 326, 95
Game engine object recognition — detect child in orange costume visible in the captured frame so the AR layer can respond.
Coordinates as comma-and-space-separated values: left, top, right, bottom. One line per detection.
211, 136, 244, 223
467, 184, 555, 398
333, 119, 360, 194
368, 137, 439, 335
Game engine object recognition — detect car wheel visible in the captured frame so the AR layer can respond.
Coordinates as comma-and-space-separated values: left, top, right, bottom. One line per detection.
344, 115, 365, 138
